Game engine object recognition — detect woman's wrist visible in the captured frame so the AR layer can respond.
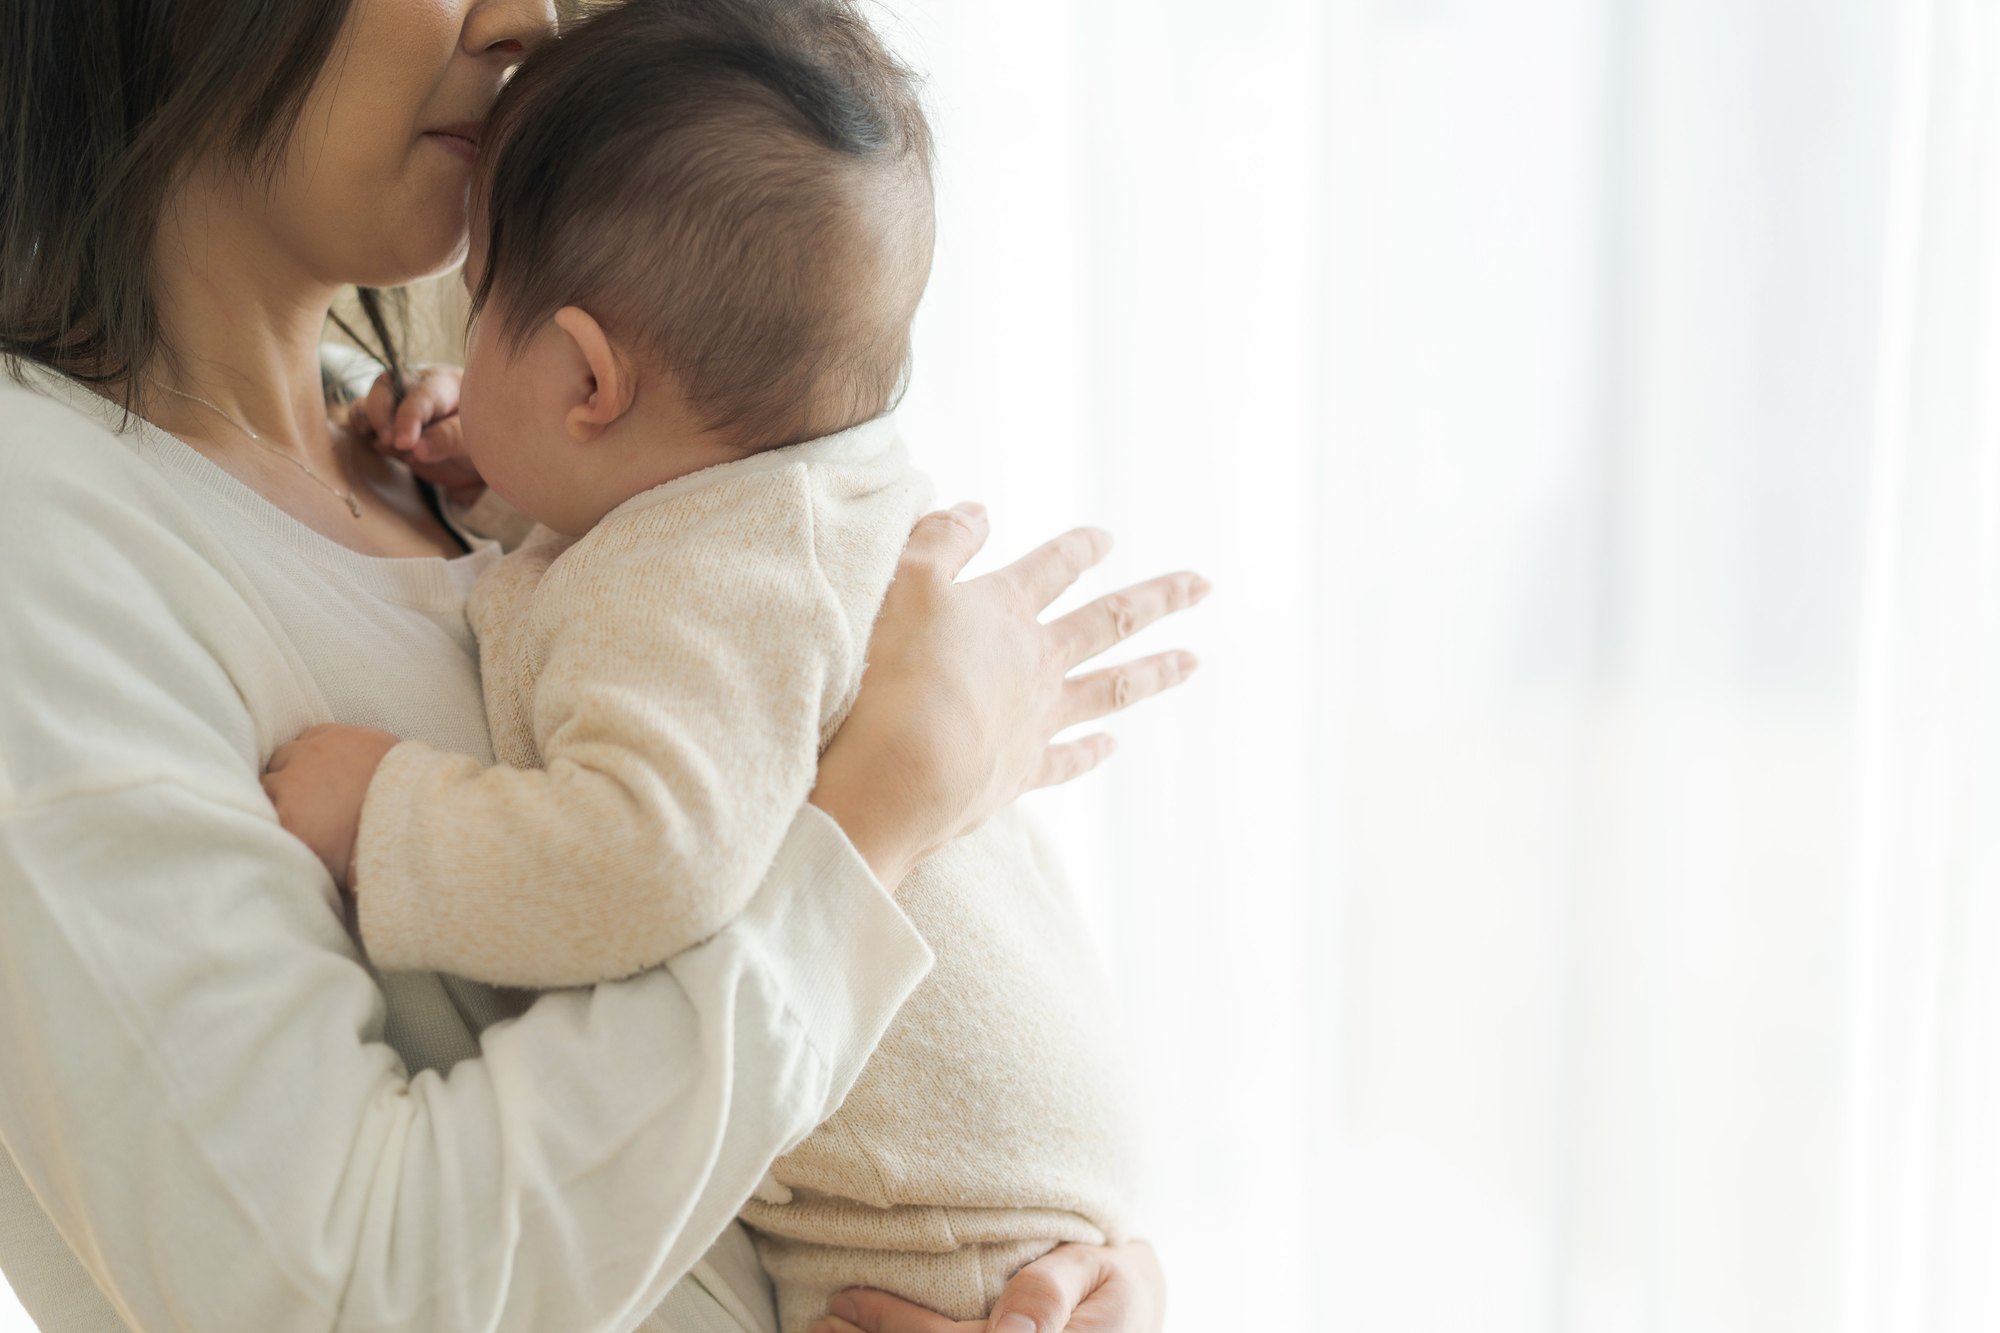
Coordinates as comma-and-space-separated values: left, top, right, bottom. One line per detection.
809, 761, 924, 892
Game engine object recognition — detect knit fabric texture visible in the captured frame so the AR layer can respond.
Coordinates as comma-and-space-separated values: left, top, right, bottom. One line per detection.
741, 811, 1142, 1331
352, 415, 1140, 1330
355, 417, 924, 984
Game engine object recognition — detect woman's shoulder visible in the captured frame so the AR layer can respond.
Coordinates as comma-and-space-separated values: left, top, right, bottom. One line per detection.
0, 371, 242, 623
0, 370, 317, 807
0, 370, 181, 515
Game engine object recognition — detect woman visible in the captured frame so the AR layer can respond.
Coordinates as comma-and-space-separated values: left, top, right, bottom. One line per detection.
0, 0, 1198, 1329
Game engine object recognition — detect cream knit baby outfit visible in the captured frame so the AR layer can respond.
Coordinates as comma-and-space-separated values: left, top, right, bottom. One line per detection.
353, 417, 1140, 1332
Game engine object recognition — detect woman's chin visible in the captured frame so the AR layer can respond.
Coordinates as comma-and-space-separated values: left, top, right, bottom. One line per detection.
329, 170, 473, 287
349, 217, 471, 289
397, 232, 472, 284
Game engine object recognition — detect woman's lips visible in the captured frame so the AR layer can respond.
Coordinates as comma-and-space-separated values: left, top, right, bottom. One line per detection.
423, 125, 480, 162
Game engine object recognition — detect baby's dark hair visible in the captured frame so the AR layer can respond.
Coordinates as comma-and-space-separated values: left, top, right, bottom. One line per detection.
472, 0, 933, 450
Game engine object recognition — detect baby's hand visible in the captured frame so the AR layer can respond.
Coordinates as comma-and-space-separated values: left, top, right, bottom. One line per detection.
349, 365, 485, 506
263, 724, 402, 890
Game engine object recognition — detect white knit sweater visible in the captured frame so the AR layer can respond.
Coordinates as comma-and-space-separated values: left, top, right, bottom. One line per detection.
0, 364, 932, 1333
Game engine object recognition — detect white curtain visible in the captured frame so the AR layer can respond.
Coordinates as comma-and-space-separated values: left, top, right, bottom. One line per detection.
888, 0, 1900, 1329
9, 2, 1995, 1331
1842, 1, 2000, 1330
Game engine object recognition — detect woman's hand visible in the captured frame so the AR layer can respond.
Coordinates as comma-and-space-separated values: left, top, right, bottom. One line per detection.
807, 1240, 1167, 1333
349, 365, 485, 506
811, 503, 1207, 889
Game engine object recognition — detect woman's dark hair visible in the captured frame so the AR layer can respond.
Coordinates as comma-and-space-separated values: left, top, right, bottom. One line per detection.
0, 0, 404, 401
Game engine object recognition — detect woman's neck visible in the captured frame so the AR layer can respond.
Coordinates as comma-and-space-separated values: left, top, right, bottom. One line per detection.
130, 164, 465, 560
147, 165, 338, 454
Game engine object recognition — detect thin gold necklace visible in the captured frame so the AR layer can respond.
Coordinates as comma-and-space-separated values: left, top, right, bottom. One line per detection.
147, 375, 364, 518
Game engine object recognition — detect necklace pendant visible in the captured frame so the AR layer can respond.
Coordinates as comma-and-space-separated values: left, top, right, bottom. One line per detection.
344, 495, 363, 518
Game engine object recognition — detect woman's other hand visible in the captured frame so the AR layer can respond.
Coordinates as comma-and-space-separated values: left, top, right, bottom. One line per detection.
807, 1240, 1168, 1333
350, 365, 485, 506
811, 503, 1207, 889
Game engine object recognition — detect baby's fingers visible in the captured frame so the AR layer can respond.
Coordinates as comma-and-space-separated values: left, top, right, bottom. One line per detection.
362, 373, 400, 444
262, 730, 324, 774
392, 386, 444, 450
259, 769, 304, 828
415, 414, 465, 464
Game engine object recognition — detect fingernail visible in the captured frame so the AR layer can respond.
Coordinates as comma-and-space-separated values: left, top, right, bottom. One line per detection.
1189, 574, 1212, 599
1178, 651, 1200, 674
994, 1315, 1038, 1333
951, 500, 986, 518
831, 1295, 859, 1321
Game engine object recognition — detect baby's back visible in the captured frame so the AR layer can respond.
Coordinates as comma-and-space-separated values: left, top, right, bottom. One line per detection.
465, 417, 1140, 1331
670, 429, 1141, 1331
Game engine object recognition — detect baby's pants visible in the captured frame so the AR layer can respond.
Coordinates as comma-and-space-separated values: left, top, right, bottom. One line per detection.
737, 813, 1135, 1333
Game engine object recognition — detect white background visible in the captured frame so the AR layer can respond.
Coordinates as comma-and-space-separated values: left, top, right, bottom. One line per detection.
884, 0, 1899, 1328
5, 0, 1949, 1328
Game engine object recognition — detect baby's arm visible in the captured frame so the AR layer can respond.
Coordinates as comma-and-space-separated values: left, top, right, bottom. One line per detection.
262, 724, 403, 889
349, 504, 860, 989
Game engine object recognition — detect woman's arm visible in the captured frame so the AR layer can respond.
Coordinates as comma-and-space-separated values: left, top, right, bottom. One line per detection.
0, 399, 930, 1333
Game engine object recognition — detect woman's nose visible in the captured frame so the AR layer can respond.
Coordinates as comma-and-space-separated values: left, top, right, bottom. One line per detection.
462, 0, 557, 60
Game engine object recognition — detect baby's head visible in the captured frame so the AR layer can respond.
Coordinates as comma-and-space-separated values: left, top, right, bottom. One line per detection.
456, 0, 933, 534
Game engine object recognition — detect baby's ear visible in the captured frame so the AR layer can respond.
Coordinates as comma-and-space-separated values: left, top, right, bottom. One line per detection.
552, 306, 637, 442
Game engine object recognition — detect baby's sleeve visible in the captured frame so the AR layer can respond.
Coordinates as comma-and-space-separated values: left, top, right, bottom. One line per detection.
353, 479, 860, 987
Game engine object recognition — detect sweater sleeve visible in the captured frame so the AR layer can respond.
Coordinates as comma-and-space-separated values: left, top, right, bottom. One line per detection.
0, 399, 931, 1333
355, 477, 858, 988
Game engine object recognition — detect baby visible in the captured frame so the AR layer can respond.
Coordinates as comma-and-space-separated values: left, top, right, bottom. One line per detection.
265, 1, 1138, 1329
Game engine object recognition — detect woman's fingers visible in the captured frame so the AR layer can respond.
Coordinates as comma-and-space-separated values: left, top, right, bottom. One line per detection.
812, 1289, 980, 1333
1061, 650, 1200, 731
1025, 653, 1199, 792
995, 527, 1115, 612
985, 1243, 1113, 1333
901, 503, 991, 584
1027, 734, 1118, 793
1048, 572, 1209, 669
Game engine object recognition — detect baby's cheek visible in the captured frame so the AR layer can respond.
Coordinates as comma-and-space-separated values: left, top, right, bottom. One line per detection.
458, 397, 518, 501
